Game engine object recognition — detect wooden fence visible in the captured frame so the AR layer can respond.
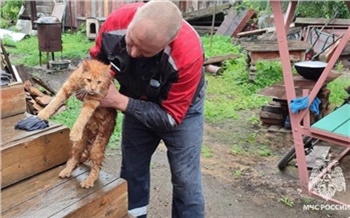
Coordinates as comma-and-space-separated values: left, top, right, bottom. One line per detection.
65, 0, 230, 28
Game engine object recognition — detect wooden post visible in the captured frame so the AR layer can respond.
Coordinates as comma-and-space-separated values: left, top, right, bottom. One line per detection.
209, 1, 217, 50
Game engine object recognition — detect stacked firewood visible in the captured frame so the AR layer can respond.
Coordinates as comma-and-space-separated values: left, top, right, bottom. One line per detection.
23, 80, 55, 115
259, 87, 332, 128
24, 80, 52, 115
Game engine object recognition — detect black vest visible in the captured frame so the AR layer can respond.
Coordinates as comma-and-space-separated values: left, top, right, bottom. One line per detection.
97, 32, 204, 105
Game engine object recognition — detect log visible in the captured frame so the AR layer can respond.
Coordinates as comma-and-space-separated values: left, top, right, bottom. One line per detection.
237, 28, 268, 37
35, 95, 53, 106
31, 75, 57, 95
204, 53, 239, 65
16, 64, 35, 84
205, 64, 224, 75
32, 101, 44, 113
25, 84, 46, 97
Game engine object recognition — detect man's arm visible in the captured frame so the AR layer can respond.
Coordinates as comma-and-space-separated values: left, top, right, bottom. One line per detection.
100, 84, 177, 130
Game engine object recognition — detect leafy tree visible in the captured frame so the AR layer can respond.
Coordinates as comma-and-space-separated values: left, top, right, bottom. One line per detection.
0, 0, 24, 28
236, 0, 350, 19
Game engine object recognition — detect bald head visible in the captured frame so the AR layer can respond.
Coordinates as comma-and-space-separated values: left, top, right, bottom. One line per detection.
129, 0, 183, 43
125, 0, 183, 58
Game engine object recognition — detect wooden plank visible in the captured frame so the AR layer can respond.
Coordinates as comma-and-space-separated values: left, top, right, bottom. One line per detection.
241, 40, 312, 52
249, 50, 306, 64
258, 73, 341, 100
215, 9, 236, 36
1, 122, 71, 188
237, 28, 268, 37
2, 165, 128, 218
1, 165, 90, 210
295, 17, 350, 27
57, 178, 128, 218
1, 113, 62, 146
215, 9, 256, 37
204, 53, 239, 65
183, 3, 231, 21
0, 82, 26, 119
311, 104, 350, 133
232, 9, 256, 37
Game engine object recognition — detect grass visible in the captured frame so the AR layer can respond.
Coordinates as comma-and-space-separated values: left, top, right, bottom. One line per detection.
278, 196, 295, 207
257, 145, 272, 157
233, 169, 242, 177
3, 32, 94, 67
230, 144, 246, 155
327, 74, 350, 105
201, 145, 213, 158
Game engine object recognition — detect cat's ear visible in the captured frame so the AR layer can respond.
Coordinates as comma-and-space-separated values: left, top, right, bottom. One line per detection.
82, 60, 90, 72
104, 64, 112, 78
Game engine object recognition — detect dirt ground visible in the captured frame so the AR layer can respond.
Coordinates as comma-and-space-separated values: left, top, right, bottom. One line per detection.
26, 61, 350, 218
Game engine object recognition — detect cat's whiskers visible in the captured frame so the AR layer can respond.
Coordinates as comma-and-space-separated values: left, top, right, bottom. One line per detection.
76, 88, 88, 99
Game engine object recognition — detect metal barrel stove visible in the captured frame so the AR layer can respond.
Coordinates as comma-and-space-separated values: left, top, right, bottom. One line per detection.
35, 16, 62, 69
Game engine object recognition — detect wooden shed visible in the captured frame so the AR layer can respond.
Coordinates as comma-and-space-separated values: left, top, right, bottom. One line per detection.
23, 0, 231, 30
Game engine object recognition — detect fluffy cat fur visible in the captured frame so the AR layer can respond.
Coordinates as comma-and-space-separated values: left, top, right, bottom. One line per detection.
37, 59, 117, 188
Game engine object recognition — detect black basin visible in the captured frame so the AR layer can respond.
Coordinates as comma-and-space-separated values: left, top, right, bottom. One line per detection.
294, 61, 327, 80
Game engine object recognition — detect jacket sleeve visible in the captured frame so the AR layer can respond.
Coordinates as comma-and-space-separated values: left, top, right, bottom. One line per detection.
124, 98, 177, 130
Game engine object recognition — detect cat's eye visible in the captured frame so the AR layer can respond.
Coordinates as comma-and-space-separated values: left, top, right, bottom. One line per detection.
86, 79, 92, 83
97, 81, 102, 85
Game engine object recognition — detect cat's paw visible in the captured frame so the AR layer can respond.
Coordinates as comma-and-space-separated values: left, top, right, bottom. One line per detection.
80, 178, 95, 189
37, 111, 50, 121
59, 168, 72, 178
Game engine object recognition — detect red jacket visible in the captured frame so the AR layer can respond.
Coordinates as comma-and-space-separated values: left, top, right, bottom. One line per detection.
90, 3, 204, 128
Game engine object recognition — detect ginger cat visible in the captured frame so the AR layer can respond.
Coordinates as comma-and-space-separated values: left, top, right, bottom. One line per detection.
37, 59, 117, 188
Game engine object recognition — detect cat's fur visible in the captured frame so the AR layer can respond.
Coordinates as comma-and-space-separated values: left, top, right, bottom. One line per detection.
37, 59, 117, 188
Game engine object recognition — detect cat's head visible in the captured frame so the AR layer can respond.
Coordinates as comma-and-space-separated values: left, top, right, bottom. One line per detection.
80, 60, 112, 96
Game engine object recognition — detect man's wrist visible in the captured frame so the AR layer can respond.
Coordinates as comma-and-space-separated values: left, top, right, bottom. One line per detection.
115, 93, 129, 112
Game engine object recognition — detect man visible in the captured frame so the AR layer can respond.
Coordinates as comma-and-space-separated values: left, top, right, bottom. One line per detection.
90, 1, 205, 217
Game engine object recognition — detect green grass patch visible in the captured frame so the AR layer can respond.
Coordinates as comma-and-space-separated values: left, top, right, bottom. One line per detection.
278, 197, 295, 207
230, 144, 246, 155
4, 32, 94, 67
327, 75, 350, 106
201, 145, 213, 158
202, 35, 276, 123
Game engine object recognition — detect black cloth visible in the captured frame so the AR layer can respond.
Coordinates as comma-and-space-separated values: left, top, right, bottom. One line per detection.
0, 70, 12, 86
15, 116, 49, 131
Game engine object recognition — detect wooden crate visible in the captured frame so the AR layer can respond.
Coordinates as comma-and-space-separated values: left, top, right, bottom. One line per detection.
1, 113, 71, 188
1, 165, 129, 218
0, 82, 26, 119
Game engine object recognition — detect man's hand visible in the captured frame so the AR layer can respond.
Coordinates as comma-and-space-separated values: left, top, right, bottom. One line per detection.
99, 83, 129, 111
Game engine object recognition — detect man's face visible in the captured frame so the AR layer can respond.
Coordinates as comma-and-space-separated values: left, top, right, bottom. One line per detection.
125, 20, 168, 58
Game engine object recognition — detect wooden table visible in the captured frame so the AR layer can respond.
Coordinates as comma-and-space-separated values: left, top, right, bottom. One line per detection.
258, 73, 341, 100
241, 40, 312, 81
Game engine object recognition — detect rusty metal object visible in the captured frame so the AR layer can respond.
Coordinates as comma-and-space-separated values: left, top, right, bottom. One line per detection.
35, 17, 62, 69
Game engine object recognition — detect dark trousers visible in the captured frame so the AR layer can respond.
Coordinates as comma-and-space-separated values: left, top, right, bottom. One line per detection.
120, 97, 205, 218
